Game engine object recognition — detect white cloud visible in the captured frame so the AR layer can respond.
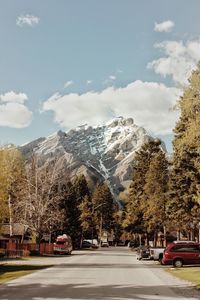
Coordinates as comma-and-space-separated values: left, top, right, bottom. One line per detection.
42, 81, 181, 135
0, 91, 32, 128
86, 80, 93, 85
147, 39, 200, 86
103, 75, 117, 85
16, 14, 40, 27
109, 75, 116, 80
154, 20, 175, 32
64, 80, 74, 88
0, 91, 28, 103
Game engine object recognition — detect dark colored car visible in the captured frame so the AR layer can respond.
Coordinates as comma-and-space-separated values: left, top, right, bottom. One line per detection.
117, 240, 126, 246
82, 240, 98, 249
162, 241, 200, 267
136, 246, 150, 260
129, 240, 140, 248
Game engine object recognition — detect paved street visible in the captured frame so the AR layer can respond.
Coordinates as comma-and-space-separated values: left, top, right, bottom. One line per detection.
0, 247, 200, 300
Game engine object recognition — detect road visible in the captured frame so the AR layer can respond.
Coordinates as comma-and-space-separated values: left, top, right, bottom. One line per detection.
1, 247, 200, 300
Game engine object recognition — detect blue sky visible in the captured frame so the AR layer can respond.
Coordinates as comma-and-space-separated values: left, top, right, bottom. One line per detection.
0, 0, 200, 152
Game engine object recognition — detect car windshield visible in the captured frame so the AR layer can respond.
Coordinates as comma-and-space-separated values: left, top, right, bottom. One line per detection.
56, 241, 65, 245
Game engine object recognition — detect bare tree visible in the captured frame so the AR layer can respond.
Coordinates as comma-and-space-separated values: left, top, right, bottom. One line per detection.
12, 153, 68, 243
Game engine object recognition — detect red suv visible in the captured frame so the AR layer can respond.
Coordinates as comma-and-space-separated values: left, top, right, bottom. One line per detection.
162, 241, 200, 267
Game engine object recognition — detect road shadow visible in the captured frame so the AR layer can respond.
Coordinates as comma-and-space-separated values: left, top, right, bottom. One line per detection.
55, 263, 161, 269
0, 282, 199, 300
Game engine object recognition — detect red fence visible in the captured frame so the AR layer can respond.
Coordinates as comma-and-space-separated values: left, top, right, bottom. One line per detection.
0, 242, 54, 258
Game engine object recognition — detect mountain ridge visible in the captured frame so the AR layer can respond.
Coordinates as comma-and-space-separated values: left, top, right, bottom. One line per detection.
20, 116, 166, 194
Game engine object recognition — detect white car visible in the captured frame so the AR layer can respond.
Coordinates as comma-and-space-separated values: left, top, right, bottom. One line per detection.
101, 241, 109, 247
149, 247, 165, 261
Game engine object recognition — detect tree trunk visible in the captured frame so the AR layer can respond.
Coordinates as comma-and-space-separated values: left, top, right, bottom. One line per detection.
153, 231, 157, 247
163, 225, 167, 247
177, 230, 180, 240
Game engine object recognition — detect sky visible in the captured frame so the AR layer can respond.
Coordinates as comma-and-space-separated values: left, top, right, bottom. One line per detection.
1, 0, 200, 152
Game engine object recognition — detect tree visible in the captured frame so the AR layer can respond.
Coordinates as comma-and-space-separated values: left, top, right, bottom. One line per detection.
78, 194, 94, 238
60, 179, 80, 245
123, 139, 162, 238
168, 65, 200, 240
0, 147, 24, 233
13, 154, 66, 243
92, 182, 115, 239
143, 150, 169, 246
73, 175, 90, 202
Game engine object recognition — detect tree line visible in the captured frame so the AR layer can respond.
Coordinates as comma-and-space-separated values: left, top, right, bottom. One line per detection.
123, 64, 200, 245
1, 63, 200, 247
0, 150, 117, 247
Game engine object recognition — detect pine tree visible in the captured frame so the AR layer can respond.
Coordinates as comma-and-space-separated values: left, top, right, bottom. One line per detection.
168, 64, 200, 240
73, 175, 90, 202
78, 194, 94, 238
61, 175, 91, 247
143, 150, 169, 245
61, 180, 81, 246
123, 139, 162, 236
92, 182, 115, 239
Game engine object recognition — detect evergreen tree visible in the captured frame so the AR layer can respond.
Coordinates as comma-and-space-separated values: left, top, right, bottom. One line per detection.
61, 180, 81, 246
78, 194, 94, 238
143, 150, 169, 245
73, 175, 90, 202
168, 65, 200, 239
62, 175, 91, 247
92, 182, 115, 239
123, 139, 162, 236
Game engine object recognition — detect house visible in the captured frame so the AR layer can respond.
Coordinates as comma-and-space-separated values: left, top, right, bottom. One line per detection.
0, 223, 31, 248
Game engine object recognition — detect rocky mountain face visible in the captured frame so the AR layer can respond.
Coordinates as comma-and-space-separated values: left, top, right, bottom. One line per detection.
20, 117, 165, 194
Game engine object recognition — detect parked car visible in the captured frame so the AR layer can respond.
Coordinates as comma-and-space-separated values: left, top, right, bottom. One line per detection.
101, 241, 109, 247
128, 240, 140, 248
149, 247, 165, 261
162, 241, 200, 267
82, 240, 98, 249
136, 246, 150, 260
117, 240, 126, 246
53, 234, 72, 255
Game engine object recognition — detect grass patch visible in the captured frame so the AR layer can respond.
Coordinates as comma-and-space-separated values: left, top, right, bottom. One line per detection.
0, 264, 52, 284
167, 267, 200, 289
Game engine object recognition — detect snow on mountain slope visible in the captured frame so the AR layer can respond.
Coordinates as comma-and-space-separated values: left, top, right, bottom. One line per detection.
20, 117, 164, 194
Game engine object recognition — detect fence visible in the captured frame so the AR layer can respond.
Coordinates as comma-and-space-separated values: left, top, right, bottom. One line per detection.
0, 242, 54, 258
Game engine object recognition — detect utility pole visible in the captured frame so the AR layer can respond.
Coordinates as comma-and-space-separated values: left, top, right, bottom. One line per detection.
8, 194, 13, 237
92, 202, 106, 247
99, 213, 103, 247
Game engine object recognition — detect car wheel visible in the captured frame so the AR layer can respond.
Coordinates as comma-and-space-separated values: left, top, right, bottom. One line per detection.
173, 259, 183, 268
159, 254, 163, 263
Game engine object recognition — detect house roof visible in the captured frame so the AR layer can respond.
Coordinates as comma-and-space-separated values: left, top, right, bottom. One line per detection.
1, 223, 29, 236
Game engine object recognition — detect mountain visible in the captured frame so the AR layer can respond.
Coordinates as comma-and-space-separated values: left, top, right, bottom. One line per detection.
20, 117, 166, 194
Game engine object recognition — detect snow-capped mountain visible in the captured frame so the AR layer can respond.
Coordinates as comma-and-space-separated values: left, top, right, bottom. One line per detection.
20, 117, 165, 194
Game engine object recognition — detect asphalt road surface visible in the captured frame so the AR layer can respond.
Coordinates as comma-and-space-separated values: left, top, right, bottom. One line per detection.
1, 247, 200, 300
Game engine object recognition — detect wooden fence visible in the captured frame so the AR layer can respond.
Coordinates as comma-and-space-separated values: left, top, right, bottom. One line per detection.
0, 241, 54, 258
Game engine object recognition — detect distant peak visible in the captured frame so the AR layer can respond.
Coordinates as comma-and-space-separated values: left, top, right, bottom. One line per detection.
57, 130, 66, 137
106, 116, 134, 127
